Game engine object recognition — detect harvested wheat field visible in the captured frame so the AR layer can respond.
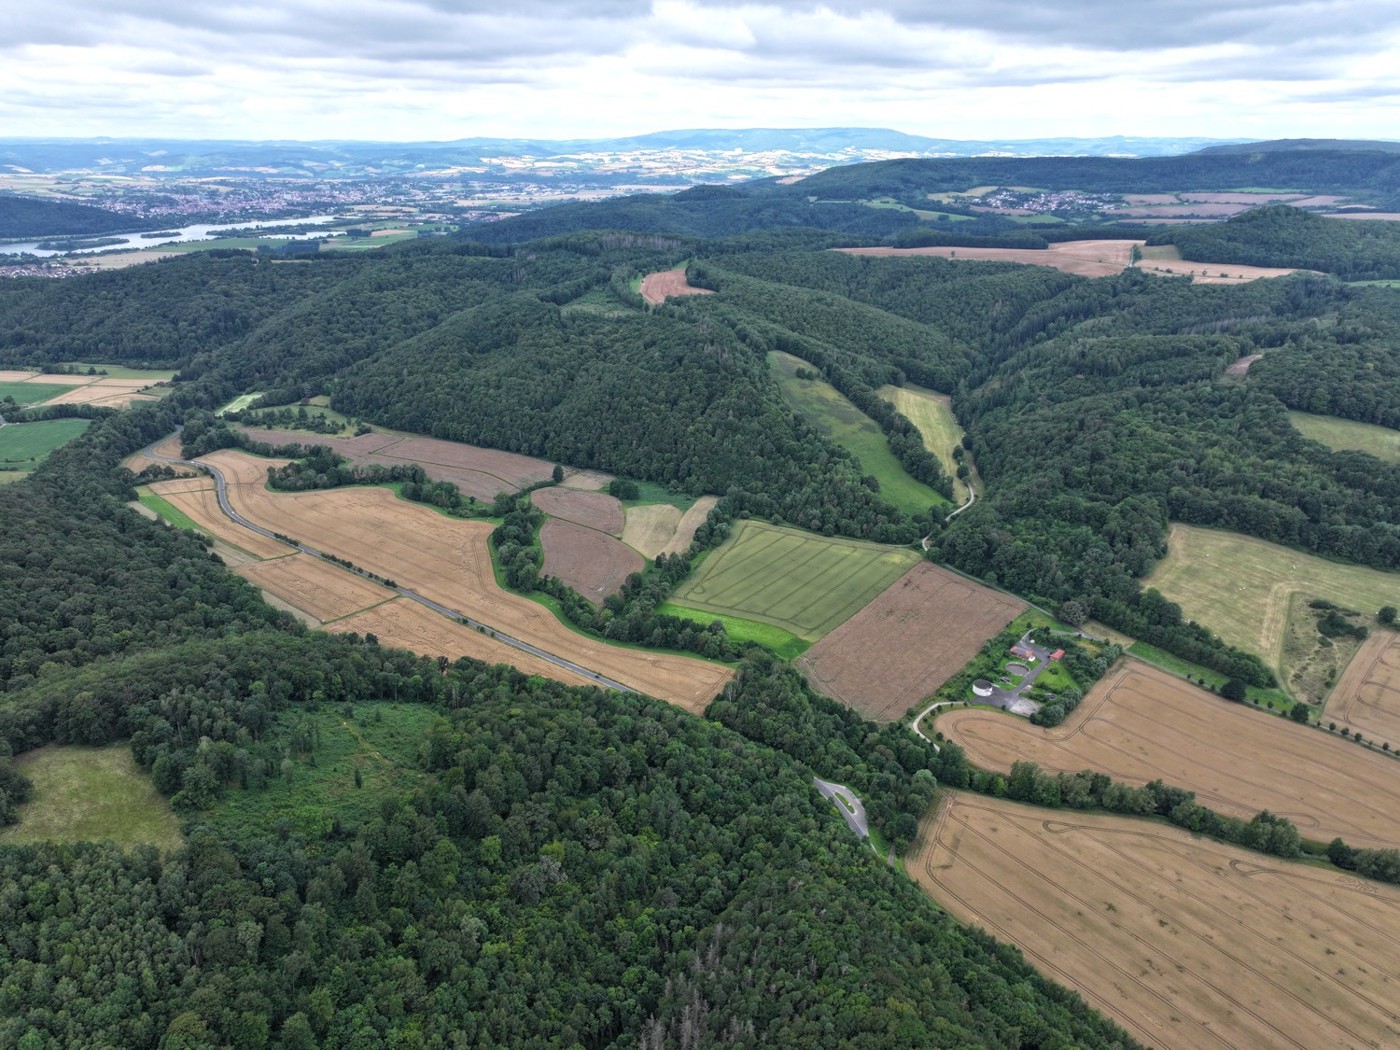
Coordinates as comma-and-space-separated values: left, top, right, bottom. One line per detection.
4, 372, 168, 407
532, 487, 624, 534
911, 791, 1400, 1050
235, 554, 391, 624
623, 496, 721, 559
540, 520, 643, 604
330, 600, 597, 689
936, 660, 1400, 848
559, 468, 611, 491
798, 563, 1024, 722
199, 451, 732, 711
640, 267, 715, 305
146, 476, 295, 560
1327, 631, 1400, 743
835, 240, 1140, 278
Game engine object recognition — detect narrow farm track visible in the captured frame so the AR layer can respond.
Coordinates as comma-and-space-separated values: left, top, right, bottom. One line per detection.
135, 434, 726, 701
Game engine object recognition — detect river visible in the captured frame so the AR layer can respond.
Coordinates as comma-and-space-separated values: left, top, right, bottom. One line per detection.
0, 214, 341, 258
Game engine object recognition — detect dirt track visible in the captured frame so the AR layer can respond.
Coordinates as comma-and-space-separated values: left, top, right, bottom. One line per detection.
911, 792, 1400, 1050
936, 660, 1400, 848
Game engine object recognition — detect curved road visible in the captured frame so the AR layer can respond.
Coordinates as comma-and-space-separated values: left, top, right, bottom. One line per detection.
137, 433, 637, 695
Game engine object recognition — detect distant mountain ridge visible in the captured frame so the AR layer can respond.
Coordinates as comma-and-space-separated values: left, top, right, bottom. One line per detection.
0, 130, 1248, 181
1197, 138, 1400, 155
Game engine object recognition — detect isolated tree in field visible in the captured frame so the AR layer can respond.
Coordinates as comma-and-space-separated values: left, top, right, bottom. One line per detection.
552, 464, 564, 483
1289, 702, 1310, 723
1381, 605, 1397, 627
1220, 679, 1247, 702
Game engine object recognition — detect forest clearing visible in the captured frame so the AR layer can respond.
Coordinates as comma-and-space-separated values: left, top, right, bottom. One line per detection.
198, 450, 733, 711
639, 266, 715, 305
1143, 523, 1399, 672
671, 519, 920, 641
797, 563, 1024, 722
909, 791, 1400, 1050
1289, 410, 1400, 464
1327, 630, 1400, 743
935, 660, 1400, 849
836, 240, 1138, 277
0, 744, 183, 853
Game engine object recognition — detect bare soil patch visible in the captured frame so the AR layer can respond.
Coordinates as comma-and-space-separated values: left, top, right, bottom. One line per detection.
640, 267, 715, 305
798, 563, 1025, 722
200, 451, 732, 711
936, 660, 1400, 848
911, 791, 1400, 1050
235, 553, 390, 624
1226, 352, 1264, 375
531, 487, 624, 534
835, 240, 1139, 278
559, 468, 612, 491
1329, 212, 1400, 221
1327, 631, 1400, 744
540, 520, 644, 604
330, 599, 598, 689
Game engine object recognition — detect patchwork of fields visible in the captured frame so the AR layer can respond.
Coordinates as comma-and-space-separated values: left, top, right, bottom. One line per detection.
798, 563, 1023, 722
199, 450, 732, 712
1144, 523, 1400, 672
935, 660, 1400, 848
670, 519, 920, 641
911, 792, 1400, 1050
0, 368, 170, 408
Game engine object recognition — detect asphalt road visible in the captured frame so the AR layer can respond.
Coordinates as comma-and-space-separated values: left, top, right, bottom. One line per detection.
813, 777, 870, 840
137, 432, 637, 695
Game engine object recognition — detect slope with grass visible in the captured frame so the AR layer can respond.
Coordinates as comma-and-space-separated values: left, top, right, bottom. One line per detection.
877, 383, 973, 503
770, 351, 947, 517
0, 418, 90, 474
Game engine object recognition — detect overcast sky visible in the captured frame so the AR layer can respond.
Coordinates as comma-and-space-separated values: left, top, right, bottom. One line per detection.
3, 1, 1398, 142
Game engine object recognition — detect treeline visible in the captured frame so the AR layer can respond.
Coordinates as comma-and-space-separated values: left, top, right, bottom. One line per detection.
1148, 205, 1400, 280
265, 445, 479, 514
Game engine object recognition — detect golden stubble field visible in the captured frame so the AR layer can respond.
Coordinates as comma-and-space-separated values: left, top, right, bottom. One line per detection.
1328, 631, 1400, 743
910, 791, 1400, 1050
936, 660, 1400, 849
199, 450, 732, 712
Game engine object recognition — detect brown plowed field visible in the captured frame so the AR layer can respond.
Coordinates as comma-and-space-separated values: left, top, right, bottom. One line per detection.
639, 268, 715, 305
329, 600, 597, 689
540, 520, 643, 604
234, 426, 557, 500
1327, 631, 1400, 744
798, 563, 1024, 722
911, 792, 1400, 1050
531, 487, 624, 534
835, 240, 1139, 278
936, 660, 1400, 848
199, 451, 732, 712
234, 554, 390, 624
147, 476, 295, 561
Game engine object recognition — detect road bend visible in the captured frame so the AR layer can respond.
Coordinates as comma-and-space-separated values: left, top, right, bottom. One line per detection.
136, 433, 636, 694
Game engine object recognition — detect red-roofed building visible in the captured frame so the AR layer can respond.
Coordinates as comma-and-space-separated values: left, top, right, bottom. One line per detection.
1051, 649, 1065, 661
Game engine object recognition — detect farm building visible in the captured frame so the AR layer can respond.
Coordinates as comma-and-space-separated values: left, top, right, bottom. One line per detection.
1010, 644, 1035, 660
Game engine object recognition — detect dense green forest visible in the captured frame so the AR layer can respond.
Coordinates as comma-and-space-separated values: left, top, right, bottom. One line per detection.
1148, 205, 1400, 279
0, 195, 140, 239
